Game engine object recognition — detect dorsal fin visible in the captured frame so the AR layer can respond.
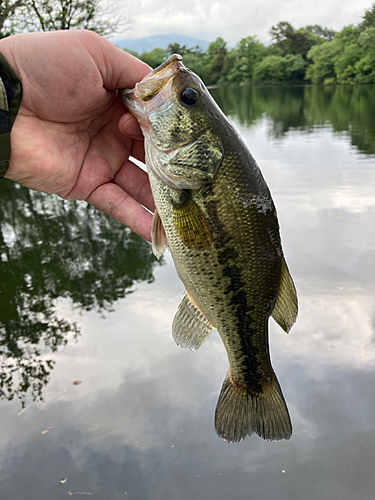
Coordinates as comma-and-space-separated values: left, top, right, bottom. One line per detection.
271, 257, 298, 333
172, 292, 215, 351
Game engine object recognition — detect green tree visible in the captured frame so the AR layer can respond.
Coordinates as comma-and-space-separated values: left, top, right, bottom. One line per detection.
283, 54, 307, 81
289, 29, 318, 59
123, 47, 139, 58
2, 0, 124, 36
361, 3, 375, 29
334, 43, 364, 84
336, 24, 362, 44
0, 0, 24, 37
182, 52, 211, 84
139, 47, 167, 68
270, 21, 295, 48
253, 54, 306, 83
305, 40, 341, 83
165, 42, 211, 82
207, 36, 227, 84
355, 27, 375, 83
253, 55, 286, 83
167, 42, 188, 56
305, 24, 336, 41
270, 21, 319, 60
328, 25, 367, 84
305, 23, 374, 84
167, 43, 204, 58
219, 48, 237, 83
221, 36, 265, 84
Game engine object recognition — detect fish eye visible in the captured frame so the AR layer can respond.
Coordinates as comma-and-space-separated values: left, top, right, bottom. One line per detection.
179, 87, 199, 107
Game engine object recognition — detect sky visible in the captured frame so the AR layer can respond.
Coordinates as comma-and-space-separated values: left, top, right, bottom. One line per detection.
111, 0, 374, 45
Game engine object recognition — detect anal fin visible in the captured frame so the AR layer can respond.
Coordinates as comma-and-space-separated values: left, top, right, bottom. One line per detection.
272, 256, 298, 333
172, 292, 215, 351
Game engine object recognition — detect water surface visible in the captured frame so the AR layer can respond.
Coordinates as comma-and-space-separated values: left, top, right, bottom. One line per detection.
0, 85, 374, 499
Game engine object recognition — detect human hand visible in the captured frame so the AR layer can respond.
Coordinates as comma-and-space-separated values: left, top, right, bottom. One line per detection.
0, 30, 154, 241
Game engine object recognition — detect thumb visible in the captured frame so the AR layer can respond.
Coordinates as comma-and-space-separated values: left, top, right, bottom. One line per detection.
84, 32, 151, 91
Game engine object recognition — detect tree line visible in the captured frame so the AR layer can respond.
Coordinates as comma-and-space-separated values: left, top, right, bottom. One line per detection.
128, 4, 375, 86
0, 1, 374, 85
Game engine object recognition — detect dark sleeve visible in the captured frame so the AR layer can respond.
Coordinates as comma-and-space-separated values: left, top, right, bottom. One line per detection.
0, 54, 22, 178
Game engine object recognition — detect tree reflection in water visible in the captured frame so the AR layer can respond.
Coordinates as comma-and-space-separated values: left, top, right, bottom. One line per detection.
0, 180, 159, 406
211, 84, 375, 156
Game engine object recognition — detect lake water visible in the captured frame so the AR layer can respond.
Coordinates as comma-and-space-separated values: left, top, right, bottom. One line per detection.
0, 85, 374, 499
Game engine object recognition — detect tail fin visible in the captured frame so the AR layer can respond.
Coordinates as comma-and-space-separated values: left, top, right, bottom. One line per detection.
214, 371, 292, 443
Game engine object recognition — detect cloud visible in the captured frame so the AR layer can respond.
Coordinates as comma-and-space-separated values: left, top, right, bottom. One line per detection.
115, 0, 372, 44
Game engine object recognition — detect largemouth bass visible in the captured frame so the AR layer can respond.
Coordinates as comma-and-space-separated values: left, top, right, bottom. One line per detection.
122, 55, 298, 442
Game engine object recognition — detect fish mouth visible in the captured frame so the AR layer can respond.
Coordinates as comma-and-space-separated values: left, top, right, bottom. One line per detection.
121, 54, 184, 116
134, 54, 183, 101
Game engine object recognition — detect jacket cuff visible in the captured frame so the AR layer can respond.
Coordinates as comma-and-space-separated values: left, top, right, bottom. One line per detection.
0, 53, 22, 178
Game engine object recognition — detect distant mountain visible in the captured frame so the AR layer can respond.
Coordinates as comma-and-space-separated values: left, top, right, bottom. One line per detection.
111, 33, 211, 54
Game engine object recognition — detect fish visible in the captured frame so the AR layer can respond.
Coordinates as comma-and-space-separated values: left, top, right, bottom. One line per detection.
121, 54, 298, 443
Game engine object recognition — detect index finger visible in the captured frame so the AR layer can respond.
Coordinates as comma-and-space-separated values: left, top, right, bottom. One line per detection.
87, 181, 153, 242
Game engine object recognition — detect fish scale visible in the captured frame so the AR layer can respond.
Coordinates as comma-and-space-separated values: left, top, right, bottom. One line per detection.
122, 54, 298, 443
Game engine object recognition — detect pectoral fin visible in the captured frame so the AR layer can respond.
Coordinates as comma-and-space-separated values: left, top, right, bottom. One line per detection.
172, 292, 215, 351
172, 193, 212, 250
151, 209, 168, 259
271, 257, 298, 333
